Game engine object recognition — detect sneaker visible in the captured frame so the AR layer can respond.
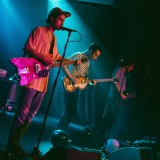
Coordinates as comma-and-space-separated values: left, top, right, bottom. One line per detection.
68, 138, 72, 143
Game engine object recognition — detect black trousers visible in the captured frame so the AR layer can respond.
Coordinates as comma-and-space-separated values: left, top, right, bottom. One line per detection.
56, 89, 79, 132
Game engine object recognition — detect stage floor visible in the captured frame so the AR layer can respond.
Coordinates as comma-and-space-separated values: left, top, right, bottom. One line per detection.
0, 110, 103, 155
0, 110, 159, 160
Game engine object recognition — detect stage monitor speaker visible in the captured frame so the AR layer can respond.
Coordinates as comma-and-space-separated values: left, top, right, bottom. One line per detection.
109, 147, 154, 160
66, 147, 101, 160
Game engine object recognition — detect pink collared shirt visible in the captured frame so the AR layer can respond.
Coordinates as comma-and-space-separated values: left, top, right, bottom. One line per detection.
24, 26, 61, 93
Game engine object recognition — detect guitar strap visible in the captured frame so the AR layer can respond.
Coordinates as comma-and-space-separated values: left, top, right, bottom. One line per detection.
85, 57, 90, 78
49, 34, 55, 54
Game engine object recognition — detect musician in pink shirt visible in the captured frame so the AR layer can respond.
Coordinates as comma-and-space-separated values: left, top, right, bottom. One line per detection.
4, 7, 71, 158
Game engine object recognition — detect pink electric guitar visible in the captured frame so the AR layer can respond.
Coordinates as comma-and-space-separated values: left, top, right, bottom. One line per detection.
10, 57, 80, 86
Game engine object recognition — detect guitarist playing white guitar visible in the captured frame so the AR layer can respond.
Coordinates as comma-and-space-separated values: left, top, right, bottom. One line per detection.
56, 43, 102, 132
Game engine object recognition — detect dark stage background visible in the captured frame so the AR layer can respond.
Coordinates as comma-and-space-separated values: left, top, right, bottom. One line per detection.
0, 0, 160, 141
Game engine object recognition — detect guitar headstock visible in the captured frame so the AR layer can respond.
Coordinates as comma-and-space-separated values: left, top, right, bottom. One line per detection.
113, 77, 118, 83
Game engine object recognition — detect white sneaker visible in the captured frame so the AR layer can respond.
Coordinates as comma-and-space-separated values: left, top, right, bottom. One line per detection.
68, 139, 72, 143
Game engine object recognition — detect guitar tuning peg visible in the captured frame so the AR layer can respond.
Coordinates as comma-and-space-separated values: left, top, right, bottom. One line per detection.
113, 77, 118, 83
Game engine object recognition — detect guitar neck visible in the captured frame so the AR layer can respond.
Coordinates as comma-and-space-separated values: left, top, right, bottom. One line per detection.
51, 57, 89, 68
96, 78, 115, 83
51, 60, 76, 68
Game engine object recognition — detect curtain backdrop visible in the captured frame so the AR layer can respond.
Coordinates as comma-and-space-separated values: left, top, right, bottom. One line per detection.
0, 0, 159, 139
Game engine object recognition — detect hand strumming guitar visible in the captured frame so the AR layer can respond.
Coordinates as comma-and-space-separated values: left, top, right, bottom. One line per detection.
70, 75, 81, 84
120, 92, 127, 100
75, 59, 82, 65
42, 54, 55, 65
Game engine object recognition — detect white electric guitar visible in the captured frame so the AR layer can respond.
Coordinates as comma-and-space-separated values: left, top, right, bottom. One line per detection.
63, 75, 117, 92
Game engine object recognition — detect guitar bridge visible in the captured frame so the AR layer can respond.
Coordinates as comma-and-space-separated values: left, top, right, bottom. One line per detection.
35, 63, 41, 73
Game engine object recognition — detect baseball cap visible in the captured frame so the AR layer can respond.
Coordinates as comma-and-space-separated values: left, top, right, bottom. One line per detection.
48, 7, 71, 18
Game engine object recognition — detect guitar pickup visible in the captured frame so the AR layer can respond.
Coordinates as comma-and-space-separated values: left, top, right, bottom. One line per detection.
34, 63, 41, 73
19, 67, 29, 74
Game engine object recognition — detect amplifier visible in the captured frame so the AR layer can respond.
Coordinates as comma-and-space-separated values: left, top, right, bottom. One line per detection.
109, 147, 154, 160
0, 77, 21, 111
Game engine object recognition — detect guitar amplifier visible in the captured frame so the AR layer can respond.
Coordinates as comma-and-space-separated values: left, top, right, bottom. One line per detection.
109, 147, 154, 160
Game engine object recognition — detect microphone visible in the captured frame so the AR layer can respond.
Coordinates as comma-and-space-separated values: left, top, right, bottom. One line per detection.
60, 26, 77, 32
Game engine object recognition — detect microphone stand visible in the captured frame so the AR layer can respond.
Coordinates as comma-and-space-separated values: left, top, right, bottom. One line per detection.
24, 31, 72, 160
101, 76, 125, 155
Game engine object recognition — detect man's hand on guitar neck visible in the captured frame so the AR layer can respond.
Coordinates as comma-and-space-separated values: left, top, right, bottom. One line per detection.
91, 79, 97, 86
